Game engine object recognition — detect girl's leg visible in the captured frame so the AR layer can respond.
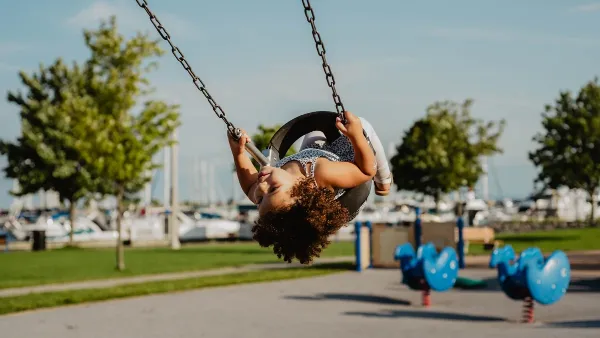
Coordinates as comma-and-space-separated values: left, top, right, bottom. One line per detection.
358, 117, 393, 185
300, 131, 327, 150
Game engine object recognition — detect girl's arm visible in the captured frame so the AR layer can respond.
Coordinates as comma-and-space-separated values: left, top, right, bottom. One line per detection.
314, 129, 377, 190
314, 159, 373, 189
334, 111, 377, 178
348, 133, 377, 177
227, 130, 259, 202
233, 154, 259, 202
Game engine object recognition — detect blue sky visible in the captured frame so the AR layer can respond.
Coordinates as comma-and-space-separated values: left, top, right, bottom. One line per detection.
1, 0, 599, 208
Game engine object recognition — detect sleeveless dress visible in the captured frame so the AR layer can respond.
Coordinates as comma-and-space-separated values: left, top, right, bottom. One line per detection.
273, 135, 365, 220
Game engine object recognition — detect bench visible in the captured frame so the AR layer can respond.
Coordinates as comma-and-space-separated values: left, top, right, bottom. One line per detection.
457, 227, 502, 252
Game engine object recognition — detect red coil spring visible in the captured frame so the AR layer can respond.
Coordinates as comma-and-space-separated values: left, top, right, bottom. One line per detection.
419, 279, 431, 307
522, 297, 534, 323
422, 288, 431, 307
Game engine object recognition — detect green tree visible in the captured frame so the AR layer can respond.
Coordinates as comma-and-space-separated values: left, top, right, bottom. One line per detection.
0, 59, 99, 246
82, 17, 180, 270
390, 99, 505, 208
529, 78, 600, 222
250, 124, 296, 169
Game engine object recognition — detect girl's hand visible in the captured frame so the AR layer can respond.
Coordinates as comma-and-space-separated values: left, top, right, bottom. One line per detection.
335, 111, 364, 140
227, 129, 250, 157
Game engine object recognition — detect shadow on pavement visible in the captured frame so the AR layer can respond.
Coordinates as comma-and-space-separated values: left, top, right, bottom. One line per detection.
284, 293, 411, 306
343, 309, 505, 322
567, 278, 600, 293
543, 319, 600, 328
451, 276, 600, 293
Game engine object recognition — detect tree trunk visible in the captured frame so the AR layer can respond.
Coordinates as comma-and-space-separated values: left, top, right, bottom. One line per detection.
588, 189, 597, 226
68, 200, 76, 247
116, 186, 126, 271
435, 190, 441, 214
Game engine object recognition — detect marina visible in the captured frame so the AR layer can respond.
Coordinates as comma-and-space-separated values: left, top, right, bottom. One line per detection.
2, 182, 599, 250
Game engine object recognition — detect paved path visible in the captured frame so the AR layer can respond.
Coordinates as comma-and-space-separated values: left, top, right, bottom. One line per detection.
0, 256, 354, 298
1, 268, 598, 338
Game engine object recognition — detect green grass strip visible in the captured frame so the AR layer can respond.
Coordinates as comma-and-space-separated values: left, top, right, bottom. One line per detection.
467, 227, 600, 255
0, 262, 353, 316
0, 241, 355, 289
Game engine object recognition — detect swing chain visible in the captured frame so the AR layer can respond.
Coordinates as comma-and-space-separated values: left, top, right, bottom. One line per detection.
135, 0, 237, 135
302, 0, 346, 123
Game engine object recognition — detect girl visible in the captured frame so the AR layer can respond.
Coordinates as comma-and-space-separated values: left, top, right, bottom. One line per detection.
228, 111, 392, 264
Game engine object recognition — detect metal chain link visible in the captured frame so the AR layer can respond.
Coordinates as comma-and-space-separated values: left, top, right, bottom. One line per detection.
135, 0, 238, 135
302, 0, 346, 123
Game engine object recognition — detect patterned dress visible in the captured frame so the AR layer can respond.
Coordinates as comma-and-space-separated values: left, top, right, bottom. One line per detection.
273, 135, 365, 220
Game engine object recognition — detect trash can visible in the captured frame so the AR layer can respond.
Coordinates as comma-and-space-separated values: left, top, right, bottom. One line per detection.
32, 230, 47, 251
0, 231, 9, 252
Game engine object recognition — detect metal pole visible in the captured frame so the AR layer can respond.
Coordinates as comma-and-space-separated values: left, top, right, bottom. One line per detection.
245, 142, 269, 166
163, 146, 170, 238
39, 190, 46, 210
354, 221, 362, 272
457, 213, 465, 269
481, 156, 489, 201
414, 207, 422, 249
194, 156, 201, 204
143, 171, 152, 207
201, 160, 208, 205
232, 129, 268, 166
170, 129, 181, 250
232, 171, 237, 203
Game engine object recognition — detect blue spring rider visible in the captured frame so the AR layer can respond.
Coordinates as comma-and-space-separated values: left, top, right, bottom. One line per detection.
489, 245, 571, 323
394, 242, 459, 307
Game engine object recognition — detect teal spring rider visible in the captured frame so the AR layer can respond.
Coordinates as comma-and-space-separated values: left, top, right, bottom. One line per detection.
394, 242, 459, 307
489, 245, 571, 323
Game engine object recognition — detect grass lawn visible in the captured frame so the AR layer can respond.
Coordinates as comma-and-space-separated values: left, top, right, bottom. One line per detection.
467, 227, 600, 255
0, 262, 353, 316
0, 241, 354, 290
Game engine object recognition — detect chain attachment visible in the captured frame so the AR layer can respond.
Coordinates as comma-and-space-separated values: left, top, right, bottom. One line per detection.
301, 0, 346, 123
135, 0, 237, 136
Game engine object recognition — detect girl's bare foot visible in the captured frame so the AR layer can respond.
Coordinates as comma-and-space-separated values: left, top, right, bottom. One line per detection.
375, 182, 391, 196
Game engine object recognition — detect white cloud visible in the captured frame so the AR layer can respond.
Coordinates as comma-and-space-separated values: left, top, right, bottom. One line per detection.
0, 62, 18, 73
0, 42, 28, 56
66, 1, 117, 27
425, 26, 600, 48
428, 27, 513, 42
569, 3, 600, 12
66, 0, 198, 40
0, 43, 26, 73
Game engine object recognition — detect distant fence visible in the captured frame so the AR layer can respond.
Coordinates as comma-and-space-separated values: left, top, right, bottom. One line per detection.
486, 220, 596, 234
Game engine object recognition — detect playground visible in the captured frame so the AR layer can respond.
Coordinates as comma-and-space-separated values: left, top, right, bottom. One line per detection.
1, 220, 600, 337
0, 264, 598, 338
0, 219, 599, 337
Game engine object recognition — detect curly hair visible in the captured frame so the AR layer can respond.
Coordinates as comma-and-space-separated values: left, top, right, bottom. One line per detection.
251, 177, 350, 264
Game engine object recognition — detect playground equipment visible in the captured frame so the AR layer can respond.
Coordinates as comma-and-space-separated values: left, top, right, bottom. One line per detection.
394, 242, 459, 307
355, 208, 491, 284
489, 245, 571, 323
354, 221, 373, 272
354, 207, 488, 305
354, 207, 499, 269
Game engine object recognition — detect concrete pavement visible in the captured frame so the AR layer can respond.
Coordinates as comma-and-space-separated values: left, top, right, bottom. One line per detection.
0, 268, 598, 338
